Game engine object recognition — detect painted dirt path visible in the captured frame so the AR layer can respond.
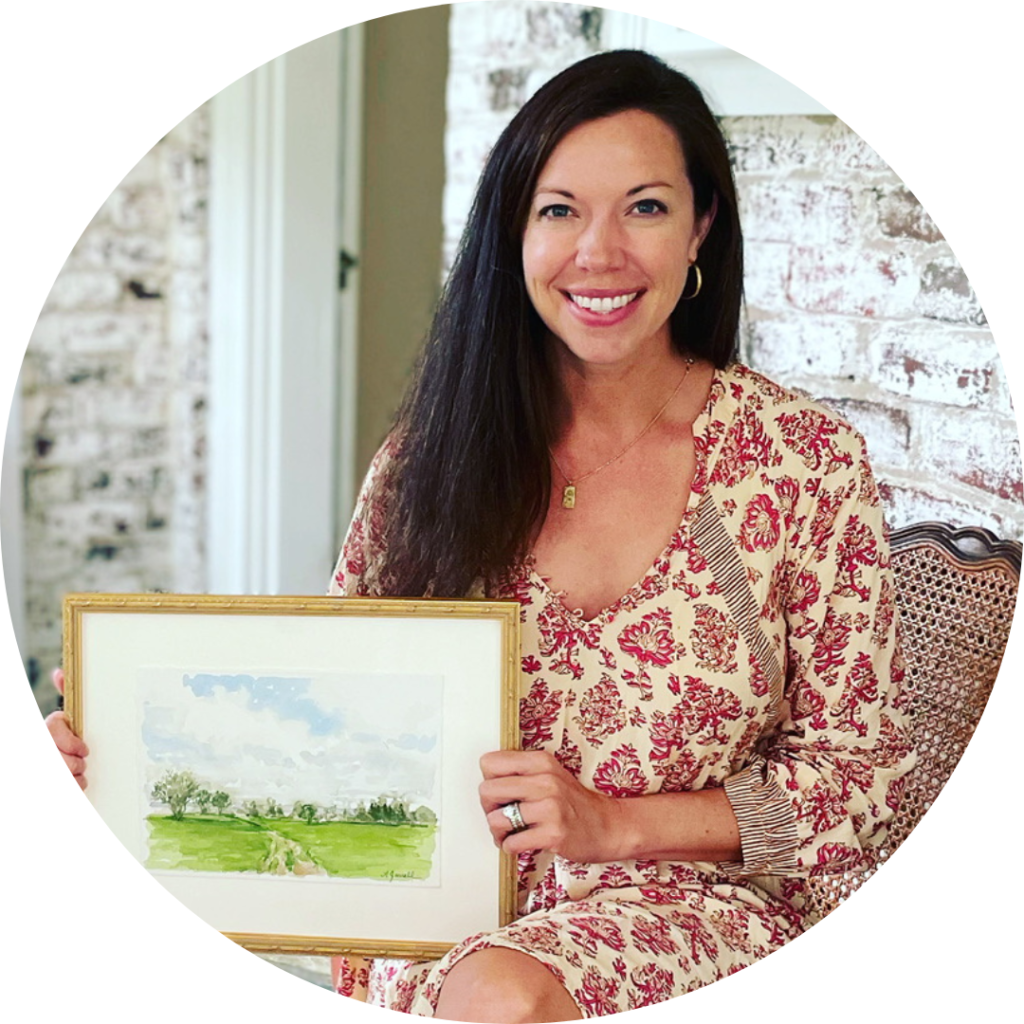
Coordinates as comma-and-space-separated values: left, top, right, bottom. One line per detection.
256, 826, 326, 876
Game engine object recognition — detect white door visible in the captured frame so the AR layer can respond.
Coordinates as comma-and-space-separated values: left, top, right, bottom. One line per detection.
207, 28, 362, 595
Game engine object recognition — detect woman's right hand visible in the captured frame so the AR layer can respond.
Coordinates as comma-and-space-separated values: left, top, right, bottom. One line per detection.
44, 668, 89, 789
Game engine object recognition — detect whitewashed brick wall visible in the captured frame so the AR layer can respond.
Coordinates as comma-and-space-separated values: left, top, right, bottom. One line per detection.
444, 0, 602, 268
447, 1, 1023, 537
727, 116, 1019, 533
15, 1, 1022, 710
20, 107, 209, 712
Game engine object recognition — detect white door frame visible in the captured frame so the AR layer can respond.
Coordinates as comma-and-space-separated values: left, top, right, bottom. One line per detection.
207, 28, 362, 595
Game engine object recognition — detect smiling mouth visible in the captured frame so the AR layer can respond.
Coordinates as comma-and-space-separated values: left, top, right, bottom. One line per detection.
567, 291, 641, 313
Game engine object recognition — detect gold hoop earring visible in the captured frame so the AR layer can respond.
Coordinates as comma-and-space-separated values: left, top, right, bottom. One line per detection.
680, 262, 702, 301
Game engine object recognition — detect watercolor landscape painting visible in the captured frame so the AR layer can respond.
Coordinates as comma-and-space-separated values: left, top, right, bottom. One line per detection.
139, 670, 443, 884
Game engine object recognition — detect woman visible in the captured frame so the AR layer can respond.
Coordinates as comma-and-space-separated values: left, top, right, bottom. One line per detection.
328, 50, 914, 1020
50, 50, 913, 1020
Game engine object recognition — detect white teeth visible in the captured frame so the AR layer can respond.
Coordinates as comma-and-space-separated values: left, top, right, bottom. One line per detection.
569, 292, 638, 312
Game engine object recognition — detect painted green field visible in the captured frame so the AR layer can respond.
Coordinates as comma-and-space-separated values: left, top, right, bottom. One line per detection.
145, 815, 437, 880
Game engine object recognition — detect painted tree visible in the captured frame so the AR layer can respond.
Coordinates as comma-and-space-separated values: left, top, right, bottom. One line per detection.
295, 803, 318, 825
411, 805, 437, 826
152, 770, 200, 820
195, 789, 213, 814
211, 791, 231, 815
368, 796, 410, 824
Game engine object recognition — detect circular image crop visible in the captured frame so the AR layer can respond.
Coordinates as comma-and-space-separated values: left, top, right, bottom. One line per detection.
4, 2, 1020, 1021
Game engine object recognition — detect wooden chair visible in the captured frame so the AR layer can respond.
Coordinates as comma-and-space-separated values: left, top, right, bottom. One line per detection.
803, 521, 1021, 919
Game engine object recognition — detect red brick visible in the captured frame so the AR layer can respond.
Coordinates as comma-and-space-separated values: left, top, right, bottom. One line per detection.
22, 102, 208, 706
101, 184, 169, 233
745, 313, 861, 381
818, 397, 911, 466
788, 246, 919, 317
120, 149, 162, 189
916, 406, 1022, 503
989, 367, 1018, 421
488, 67, 529, 112
869, 323, 998, 408
526, 4, 601, 50
728, 115, 891, 178
36, 310, 164, 355
739, 181, 857, 247
67, 230, 167, 271
445, 120, 496, 188
22, 537, 80, 584
723, 116, 827, 174
876, 481, 1003, 533
42, 270, 123, 312
743, 241, 792, 313
916, 256, 987, 326
476, 3, 531, 64
875, 186, 943, 243
24, 466, 76, 505
445, 67, 485, 119
817, 119, 891, 173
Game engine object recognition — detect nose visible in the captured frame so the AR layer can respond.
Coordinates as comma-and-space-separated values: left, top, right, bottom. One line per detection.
575, 215, 626, 273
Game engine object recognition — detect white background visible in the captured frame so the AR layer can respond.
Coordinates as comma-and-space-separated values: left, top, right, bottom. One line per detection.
2, 1, 1019, 1020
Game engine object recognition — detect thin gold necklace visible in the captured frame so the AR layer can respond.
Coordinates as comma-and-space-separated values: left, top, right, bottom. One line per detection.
550, 356, 695, 509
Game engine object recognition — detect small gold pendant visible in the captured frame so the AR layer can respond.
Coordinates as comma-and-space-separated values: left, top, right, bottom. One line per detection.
562, 485, 576, 509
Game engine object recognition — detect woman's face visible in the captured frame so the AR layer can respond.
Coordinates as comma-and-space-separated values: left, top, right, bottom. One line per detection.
522, 109, 711, 372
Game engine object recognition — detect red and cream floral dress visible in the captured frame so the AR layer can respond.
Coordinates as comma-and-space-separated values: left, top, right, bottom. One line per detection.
330, 363, 915, 1016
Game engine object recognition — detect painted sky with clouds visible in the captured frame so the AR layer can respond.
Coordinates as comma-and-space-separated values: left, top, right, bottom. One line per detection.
140, 670, 443, 810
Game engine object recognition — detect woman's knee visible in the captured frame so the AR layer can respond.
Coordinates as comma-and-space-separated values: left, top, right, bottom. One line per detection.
434, 948, 581, 1023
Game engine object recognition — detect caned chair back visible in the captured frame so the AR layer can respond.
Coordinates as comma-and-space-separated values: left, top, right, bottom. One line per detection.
803, 522, 1021, 919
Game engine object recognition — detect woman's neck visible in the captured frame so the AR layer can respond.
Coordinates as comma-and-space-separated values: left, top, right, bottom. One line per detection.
551, 343, 701, 445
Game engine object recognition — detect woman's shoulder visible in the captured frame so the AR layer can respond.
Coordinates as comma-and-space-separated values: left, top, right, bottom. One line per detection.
711, 364, 886, 551
368, 431, 403, 475
709, 362, 876, 505
721, 362, 849, 419
330, 434, 404, 597
720, 362, 867, 456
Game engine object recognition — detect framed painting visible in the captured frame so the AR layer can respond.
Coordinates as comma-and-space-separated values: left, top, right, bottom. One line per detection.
63, 593, 521, 959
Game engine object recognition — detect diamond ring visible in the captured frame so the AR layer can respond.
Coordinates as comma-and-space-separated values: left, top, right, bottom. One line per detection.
500, 801, 527, 833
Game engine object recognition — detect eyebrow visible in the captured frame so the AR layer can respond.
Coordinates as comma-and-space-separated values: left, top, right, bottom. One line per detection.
627, 182, 673, 195
533, 181, 674, 199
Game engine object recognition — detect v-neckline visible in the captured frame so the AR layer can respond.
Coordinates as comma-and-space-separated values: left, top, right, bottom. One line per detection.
524, 364, 730, 627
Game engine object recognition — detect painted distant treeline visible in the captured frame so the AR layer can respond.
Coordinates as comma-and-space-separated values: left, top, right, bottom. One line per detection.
148, 769, 437, 825
145, 770, 437, 880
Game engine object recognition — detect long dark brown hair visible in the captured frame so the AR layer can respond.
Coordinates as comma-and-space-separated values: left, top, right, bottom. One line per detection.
370, 50, 743, 598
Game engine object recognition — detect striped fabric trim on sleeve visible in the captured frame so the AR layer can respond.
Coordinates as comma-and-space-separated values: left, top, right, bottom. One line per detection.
691, 491, 786, 730
721, 757, 800, 876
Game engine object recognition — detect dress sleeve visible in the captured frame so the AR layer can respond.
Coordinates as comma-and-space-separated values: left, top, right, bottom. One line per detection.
327, 441, 394, 598
722, 436, 916, 877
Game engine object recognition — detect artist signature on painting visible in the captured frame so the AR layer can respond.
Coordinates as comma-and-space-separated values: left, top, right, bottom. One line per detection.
381, 869, 418, 882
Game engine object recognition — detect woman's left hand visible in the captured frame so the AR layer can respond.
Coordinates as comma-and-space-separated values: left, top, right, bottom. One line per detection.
479, 750, 622, 863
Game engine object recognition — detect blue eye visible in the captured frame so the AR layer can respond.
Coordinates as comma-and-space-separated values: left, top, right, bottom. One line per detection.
539, 204, 572, 219
634, 198, 667, 215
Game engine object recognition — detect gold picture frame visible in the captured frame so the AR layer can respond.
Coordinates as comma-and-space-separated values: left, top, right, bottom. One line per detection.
64, 592, 521, 959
